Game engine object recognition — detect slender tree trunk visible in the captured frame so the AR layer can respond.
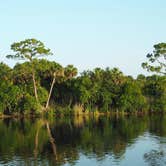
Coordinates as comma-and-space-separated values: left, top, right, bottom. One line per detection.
45, 77, 56, 109
32, 72, 38, 102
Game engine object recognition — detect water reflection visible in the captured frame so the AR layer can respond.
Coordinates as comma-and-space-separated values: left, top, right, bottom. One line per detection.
0, 115, 166, 165
144, 150, 166, 166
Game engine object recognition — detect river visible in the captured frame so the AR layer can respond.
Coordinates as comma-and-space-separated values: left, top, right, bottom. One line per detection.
0, 115, 166, 166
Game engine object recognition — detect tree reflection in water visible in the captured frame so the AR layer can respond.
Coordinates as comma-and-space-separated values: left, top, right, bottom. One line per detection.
0, 115, 166, 165
144, 150, 166, 166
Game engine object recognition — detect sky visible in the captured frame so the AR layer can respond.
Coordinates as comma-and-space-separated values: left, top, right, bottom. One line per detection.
0, 0, 166, 77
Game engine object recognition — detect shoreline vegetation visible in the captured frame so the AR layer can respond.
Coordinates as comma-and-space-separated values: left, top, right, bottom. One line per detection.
0, 111, 148, 119
0, 39, 166, 118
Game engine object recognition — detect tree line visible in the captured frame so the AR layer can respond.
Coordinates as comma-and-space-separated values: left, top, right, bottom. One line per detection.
0, 39, 166, 116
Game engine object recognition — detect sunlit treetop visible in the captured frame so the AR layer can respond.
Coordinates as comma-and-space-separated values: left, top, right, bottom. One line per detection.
142, 43, 166, 75
6, 38, 52, 61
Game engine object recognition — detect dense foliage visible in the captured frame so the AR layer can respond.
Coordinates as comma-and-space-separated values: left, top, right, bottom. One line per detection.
0, 39, 166, 115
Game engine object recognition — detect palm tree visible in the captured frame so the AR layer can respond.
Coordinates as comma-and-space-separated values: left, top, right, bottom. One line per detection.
64, 65, 78, 79
45, 67, 64, 109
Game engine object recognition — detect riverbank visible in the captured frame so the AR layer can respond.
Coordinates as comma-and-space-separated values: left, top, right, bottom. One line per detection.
0, 110, 150, 119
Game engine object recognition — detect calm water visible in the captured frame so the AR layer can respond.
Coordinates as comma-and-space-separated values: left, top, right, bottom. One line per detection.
0, 115, 166, 166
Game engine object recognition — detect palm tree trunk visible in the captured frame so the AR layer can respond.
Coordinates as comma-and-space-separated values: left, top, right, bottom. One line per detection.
32, 72, 38, 102
45, 77, 56, 109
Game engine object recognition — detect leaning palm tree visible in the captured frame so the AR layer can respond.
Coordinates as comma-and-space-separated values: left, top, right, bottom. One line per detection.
45, 67, 64, 109
45, 65, 78, 110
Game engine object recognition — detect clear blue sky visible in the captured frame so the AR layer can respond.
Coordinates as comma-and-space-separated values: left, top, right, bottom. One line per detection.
0, 0, 166, 76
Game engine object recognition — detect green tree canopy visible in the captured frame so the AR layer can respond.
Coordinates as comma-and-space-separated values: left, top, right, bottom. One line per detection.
6, 38, 52, 61
142, 43, 166, 75
6, 39, 52, 104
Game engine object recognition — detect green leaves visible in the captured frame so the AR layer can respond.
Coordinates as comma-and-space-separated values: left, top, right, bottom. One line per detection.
142, 43, 166, 75
118, 81, 146, 112
1, 39, 166, 114
0, 82, 22, 113
64, 65, 78, 79
7, 39, 52, 61
143, 75, 166, 112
